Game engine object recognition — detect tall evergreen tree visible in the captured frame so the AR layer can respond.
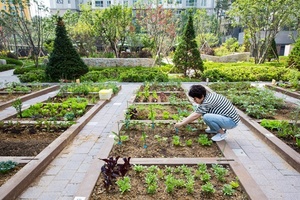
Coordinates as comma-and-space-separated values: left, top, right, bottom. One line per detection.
45, 17, 88, 81
288, 37, 300, 71
266, 38, 279, 62
173, 11, 203, 78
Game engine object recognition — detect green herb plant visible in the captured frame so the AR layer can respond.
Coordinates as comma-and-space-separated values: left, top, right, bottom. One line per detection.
12, 98, 23, 118
198, 134, 212, 146
116, 176, 131, 194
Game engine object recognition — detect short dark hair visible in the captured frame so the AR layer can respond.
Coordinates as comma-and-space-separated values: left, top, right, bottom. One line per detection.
188, 85, 206, 99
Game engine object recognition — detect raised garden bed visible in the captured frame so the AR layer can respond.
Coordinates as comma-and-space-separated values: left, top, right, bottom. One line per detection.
0, 84, 59, 111
74, 83, 267, 200
92, 161, 249, 200
0, 87, 121, 200
110, 122, 222, 158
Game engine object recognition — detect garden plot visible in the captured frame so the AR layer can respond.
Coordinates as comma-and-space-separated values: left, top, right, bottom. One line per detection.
86, 83, 261, 200
92, 161, 249, 200
109, 122, 222, 158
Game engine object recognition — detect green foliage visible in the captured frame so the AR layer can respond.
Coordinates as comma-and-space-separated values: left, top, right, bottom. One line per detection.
201, 182, 215, 193
116, 176, 131, 194
0, 64, 15, 72
266, 38, 279, 62
202, 64, 293, 82
288, 37, 300, 71
0, 57, 23, 66
223, 184, 235, 196
0, 160, 18, 174
214, 38, 243, 56
173, 12, 203, 77
46, 17, 88, 81
197, 134, 212, 146
133, 164, 146, 173
212, 164, 228, 182
260, 119, 283, 131
19, 69, 47, 83
12, 98, 23, 118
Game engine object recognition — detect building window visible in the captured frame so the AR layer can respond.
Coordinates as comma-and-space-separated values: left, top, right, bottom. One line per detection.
200, 0, 206, 6
176, 0, 182, 3
57, 0, 63, 4
68, 0, 70, 4
167, 0, 173, 4
124, 0, 128, 6
107, 0, 111, 6
95, 0, 103, 7
186, 0, 196, 6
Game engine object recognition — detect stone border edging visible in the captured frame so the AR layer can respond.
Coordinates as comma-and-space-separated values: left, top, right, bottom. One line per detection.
265, 84, 300, 99
0, 87, 121, 200
0, 85, 60, 110
238, 109, 300, 173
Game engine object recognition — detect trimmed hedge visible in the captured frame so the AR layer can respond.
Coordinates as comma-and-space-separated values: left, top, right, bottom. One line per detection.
0, 64, 16, 72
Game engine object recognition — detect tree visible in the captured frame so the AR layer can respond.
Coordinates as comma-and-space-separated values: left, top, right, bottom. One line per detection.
136, 4, 177, 65
0, 0, 47, 66
228, 0, 298, 64
93, 5, 133, 58
287, 37, 300, 71
266, 38, 279, 62
45, 17, 88, 81
173, 12, 203, 78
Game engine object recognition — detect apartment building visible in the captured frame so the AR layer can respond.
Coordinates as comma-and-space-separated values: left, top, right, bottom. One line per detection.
49, 0, 216, 15
0, 0, 31, 20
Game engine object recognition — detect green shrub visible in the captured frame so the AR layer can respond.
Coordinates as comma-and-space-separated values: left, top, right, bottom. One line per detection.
288, 37, 300, 70
14, 65, 45, 75
19, 69, 47, 83
0, 64, 16, 72
46, 17, 88, 81
0, 57, 23, 66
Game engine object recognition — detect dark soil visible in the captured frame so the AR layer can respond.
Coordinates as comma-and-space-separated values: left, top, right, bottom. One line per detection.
0, 124, 68, 156
109, 123, 222, 158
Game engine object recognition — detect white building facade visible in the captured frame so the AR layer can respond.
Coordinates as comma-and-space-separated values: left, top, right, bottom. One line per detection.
49, 0, 216, 15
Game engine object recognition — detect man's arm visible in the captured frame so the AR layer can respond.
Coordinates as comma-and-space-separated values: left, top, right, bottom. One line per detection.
174, 112, 202, 128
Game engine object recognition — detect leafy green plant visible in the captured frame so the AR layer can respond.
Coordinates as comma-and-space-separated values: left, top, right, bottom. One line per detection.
0, 160, 18, 174
141, 132, 148, 149
116, 176, 131, 194
147, 165, 159, 173
112, 131, 129, 145
260, 119, 283, 131
162, 111, 170, 119
201, 182, 215, 194
145, 172, 158, 194
230, 178, 240, 189
223, 184, 235, 196
198, 134, 212, 146
133, 164, 146, 173
185, 139, 193, 147
172, 135, 181, 146
12, 98, 23, 118
185, 176, 195, 194
200, 172, 211, 182
212, 164, 228, 182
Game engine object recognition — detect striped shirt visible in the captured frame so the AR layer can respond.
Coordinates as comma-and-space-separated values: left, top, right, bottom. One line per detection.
195, 93, 240, 124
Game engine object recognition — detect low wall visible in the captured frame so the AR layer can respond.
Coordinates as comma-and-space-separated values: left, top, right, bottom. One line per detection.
201, 52, 250, 63
82, 58, 154, 67
0, 59, 7, 65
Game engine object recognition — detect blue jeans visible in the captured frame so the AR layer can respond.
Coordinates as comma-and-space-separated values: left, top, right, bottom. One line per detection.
203, 113, 237, 132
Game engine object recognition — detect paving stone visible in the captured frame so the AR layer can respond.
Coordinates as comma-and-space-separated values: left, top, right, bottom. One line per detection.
44, 180, 69, 192
70, 172, 86, 184
19, 186, 45, 198
38, 191, 62, 200
56, 169, 77, 180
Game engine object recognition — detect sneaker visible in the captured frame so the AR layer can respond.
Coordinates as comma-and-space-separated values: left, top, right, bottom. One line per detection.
211, 132, 227, 142
205, 128, 217, 134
